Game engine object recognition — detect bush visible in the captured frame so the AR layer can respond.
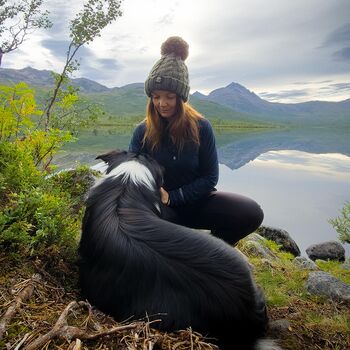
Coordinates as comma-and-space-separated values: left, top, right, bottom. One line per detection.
0, 141, 43, 203
329, 202, 350, 244
0, 187, 80, 258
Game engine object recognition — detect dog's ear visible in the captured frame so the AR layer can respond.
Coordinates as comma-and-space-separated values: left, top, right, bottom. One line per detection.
96, 150, 128, 165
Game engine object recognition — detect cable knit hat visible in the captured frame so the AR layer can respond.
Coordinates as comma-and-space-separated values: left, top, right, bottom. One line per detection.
145, 36, 190, 102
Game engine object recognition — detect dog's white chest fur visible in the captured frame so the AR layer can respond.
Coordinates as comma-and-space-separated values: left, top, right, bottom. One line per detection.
108, 160, 155, 190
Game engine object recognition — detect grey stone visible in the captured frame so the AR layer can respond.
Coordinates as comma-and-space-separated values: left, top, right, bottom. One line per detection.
306, 241, 345, 262
341, 262, 350, 270
269, 319, 291, 334
293, 256, 319, 270
245, 232, 266, 243
243, 240, 277, 260
306, 271, 350, 304
256, 225, 301, 257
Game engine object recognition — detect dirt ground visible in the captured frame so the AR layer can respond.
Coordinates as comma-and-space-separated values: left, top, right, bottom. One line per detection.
0, 256, 349, 350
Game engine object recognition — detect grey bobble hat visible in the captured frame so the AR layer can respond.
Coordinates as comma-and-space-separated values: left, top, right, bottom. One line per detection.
145, 36, 190, 102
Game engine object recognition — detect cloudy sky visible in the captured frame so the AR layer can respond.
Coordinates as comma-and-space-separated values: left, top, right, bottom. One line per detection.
3, 0, 350, 103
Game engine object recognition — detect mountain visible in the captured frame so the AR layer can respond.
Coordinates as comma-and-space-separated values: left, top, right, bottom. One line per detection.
0, 66, 110, 93
196, 82, 350, 125
1, 66, 349, 126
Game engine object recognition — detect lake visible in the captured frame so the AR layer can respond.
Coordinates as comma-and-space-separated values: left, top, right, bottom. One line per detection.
55, 126, 350, 257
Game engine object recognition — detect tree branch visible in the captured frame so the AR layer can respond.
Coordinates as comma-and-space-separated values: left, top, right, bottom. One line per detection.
23, 301, 140, 350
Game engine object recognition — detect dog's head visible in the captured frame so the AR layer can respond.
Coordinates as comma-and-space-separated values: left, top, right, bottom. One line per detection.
96, 150, 164, 191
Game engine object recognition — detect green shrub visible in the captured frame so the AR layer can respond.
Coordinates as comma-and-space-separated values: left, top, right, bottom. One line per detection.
0, 141, 42, 202
329, 201, 350, 244
0, 187, 80, 258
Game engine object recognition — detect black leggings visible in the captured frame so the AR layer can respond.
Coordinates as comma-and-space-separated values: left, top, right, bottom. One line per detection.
162, 191, 264, 245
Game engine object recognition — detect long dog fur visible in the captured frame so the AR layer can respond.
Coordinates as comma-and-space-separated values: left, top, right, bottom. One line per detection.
79, 150, 279, 350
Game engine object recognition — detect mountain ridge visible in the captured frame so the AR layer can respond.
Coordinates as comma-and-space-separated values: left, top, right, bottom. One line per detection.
0, 66, 349, 126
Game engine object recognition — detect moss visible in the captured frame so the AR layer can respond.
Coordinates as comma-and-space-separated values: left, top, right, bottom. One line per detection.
315, 259, 350, 285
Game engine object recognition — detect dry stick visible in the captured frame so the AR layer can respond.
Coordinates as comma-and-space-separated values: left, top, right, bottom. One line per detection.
24, 301, 140, 350
0, 274, 42, 340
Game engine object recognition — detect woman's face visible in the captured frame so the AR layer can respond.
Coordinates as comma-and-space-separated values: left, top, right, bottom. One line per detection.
151, 90, 177, 119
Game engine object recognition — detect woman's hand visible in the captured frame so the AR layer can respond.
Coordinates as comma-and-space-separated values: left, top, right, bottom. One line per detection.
160, 187, 170, 205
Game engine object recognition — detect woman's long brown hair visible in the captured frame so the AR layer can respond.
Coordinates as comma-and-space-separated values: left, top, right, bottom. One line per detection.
142, 97, 203, 152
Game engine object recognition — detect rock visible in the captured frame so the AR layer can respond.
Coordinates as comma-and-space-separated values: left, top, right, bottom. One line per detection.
341, 263, 350, 270
256, 226, 301, 257
268, 319, 291, 336
306, 241, 345, 262
293, 256, 319, 270
245, 232, 266, 243
243, 240, 277, 260
306, 271, 350, 304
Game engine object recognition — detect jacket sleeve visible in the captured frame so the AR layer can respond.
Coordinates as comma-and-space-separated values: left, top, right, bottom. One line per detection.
129, 123, 146, 153
168, 119, 219, 207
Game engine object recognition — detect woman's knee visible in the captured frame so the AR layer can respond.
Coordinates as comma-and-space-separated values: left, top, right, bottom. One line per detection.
207, 192, 264, 241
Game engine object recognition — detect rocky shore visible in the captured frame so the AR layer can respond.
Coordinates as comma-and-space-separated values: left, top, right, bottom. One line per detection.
252, 225, 349, 305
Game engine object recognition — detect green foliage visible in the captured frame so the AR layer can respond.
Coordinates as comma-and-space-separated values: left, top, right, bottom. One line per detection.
70, 0, 122, 45
0, 82, 37, 140
0, 187, 80, 257
48, 166, 97, 212
43, 78, 101, 133
43, 0, 123, 131
0, 0, 123, 266
0, 141, 42, 201
0, 83, 86, 261
0, 83, 75, 169
0, 0, 52, 56
329, 201, 350, 243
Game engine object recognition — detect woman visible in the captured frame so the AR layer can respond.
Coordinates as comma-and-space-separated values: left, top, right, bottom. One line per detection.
129, 36, 263, 245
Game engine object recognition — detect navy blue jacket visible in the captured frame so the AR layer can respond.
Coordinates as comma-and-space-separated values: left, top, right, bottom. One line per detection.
129, 118, 219, 207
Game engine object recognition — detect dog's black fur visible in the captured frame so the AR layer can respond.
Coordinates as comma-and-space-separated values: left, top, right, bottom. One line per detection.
79, 151, 270, 349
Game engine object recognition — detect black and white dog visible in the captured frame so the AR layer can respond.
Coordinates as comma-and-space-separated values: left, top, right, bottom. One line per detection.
79, 150, 279, 350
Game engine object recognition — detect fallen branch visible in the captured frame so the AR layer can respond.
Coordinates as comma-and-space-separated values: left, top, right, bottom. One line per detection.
0, 274, 41, 340
23, 301, 140, 350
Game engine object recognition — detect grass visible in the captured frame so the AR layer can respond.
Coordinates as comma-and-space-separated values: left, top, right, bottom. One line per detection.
237, 236, 350, 349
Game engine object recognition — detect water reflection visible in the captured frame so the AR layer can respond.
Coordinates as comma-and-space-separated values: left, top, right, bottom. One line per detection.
216, 127, 350, 170
218, 150, 350, 256
55, 127, 350, 256
254, 151, 350, 179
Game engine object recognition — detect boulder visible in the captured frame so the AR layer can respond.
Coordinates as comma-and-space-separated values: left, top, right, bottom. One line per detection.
293, 256, 319, 270
306, 271, 350, 304
306, 241, 345, 262
256, 226, 301, 257
242, 239, 278, 260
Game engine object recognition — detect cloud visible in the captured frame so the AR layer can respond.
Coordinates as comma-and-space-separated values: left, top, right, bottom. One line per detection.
329, 83, 350, 91
41, 39, 94, 61
156, 12, 174, 26
323, 22, 350, 46
4, 0, 350, 102
334, 47, 350, 60
79, 57, 121, 83
321, 22, 350, 62
257, 89, 310, 101
292, 80, 333, 85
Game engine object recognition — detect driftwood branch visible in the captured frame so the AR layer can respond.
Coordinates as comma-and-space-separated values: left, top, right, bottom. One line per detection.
0, 274, 41, 340
24, 301, 140, 350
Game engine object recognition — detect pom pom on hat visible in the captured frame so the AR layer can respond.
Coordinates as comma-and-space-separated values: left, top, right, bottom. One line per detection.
161, 36, 189, 61
145, 36, 190, 102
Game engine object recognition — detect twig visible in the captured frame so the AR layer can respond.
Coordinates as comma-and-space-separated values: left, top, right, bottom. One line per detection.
14, 332, 30, 350
0, 274, 41, 340
24, 301, 140, 350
